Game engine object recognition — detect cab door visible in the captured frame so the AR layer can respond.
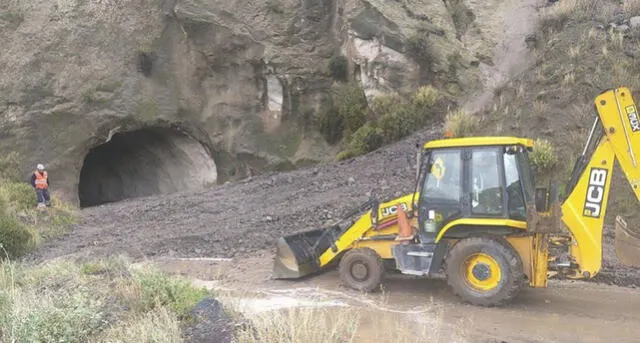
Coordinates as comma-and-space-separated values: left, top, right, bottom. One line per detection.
417, 148, 465, 240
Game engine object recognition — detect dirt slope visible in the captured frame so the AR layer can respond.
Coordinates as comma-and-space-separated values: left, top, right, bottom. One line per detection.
31, 128, 437, 261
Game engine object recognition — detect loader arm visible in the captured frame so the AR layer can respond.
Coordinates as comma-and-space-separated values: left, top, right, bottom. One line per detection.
561, 87, 640, 278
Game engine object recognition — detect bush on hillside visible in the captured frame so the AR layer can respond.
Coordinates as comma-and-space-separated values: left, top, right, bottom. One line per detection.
336, 123, 384, 160
411, 85, 441, 108
328, 54, 348, 82
329, 85, 444, 160
317, 83, 369, 144
348, 123, 384, 155
530, 138, 559, 174
0, 152, 21, 181
0, 182, 35, 213
539, 0, 612, 34
0, 215, 36, 259
377, 104, 420, 143
443, 110, 478, 137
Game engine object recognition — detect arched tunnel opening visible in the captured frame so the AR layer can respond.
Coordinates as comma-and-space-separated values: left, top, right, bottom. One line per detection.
78, 127, 217, 208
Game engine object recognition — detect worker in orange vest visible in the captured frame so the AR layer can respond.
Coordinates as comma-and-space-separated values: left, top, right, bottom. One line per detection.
30, 164, 51, 208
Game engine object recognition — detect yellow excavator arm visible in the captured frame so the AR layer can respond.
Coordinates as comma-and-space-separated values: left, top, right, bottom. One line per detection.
561, 87, 640, 278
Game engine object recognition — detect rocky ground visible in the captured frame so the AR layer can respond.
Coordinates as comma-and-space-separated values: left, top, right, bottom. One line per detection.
32, 128, 438, 262
30, 125, 640, 289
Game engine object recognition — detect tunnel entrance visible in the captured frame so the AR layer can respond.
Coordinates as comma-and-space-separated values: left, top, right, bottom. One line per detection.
78, 127, 217, 208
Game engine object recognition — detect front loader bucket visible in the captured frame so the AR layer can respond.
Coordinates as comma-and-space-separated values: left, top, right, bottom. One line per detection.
614, 215, 640, 268
272, 227, 338, 279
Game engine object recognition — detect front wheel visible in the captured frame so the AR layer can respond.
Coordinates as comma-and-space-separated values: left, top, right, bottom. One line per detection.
445, 236, 525, 307
338, 248, 385, 292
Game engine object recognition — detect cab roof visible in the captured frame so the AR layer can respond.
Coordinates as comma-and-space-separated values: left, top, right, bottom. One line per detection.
423, 136, 534, 150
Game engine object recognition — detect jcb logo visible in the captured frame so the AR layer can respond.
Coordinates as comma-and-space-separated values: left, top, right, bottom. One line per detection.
583, 168, 608, 218
381, 203, 408, 218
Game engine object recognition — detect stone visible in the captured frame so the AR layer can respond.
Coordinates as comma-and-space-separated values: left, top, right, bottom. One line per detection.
183, 297, 235, 343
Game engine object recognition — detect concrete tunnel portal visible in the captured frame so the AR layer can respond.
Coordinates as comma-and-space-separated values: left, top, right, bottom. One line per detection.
78, 127, 218, 208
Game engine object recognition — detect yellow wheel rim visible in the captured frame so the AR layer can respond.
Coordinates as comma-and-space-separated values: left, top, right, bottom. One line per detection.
463, 253, 501, 291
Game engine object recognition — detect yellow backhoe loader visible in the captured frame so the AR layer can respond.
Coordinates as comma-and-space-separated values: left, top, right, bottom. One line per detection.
272, 86, 640, 306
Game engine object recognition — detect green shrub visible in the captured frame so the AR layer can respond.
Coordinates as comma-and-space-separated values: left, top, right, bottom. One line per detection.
7, 292, 105, 343
332, 83, 368, 137
348, 123, 384, 155
95, 307, 182, 343
335, 150, 358, 161
317, 107, 344, 145
0, 152, 21, 181
405, 31, 436, 69
411, 85, 441, 108
130, 267, 211, 319
443, 110, 478, 137
328, 54, 348, 82
0, 215, 35, 260
530, 138, 559, 174
378, 104, 419, 143
317, 83, 369, 144
0, 182, 35, 213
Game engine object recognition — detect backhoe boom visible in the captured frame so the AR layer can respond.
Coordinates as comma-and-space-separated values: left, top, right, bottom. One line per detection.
561, 87, 640, 277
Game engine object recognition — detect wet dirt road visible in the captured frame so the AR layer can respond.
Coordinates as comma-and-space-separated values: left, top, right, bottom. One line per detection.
154, 254, 640, 343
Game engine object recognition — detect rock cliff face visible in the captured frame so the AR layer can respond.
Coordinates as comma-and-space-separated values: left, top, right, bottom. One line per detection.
0, 0, 514, 206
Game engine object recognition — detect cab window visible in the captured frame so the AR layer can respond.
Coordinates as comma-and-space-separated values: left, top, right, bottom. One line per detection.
422, 149, 462, 203
504, 151, 526, 220
470, 148, 503, 215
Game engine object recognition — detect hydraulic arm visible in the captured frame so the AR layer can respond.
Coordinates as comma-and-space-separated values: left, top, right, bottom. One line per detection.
561, 87, 640, 278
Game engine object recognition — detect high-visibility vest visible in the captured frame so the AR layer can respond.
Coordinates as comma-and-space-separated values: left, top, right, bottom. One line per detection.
34, 171, 48, 189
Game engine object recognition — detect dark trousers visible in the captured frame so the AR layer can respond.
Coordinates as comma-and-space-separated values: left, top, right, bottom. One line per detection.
36, 188, 51, 206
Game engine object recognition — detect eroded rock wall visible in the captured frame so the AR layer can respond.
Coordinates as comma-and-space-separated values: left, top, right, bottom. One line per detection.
0, 0, 513, 204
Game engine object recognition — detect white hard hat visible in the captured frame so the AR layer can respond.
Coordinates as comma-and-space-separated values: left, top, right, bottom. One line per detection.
36, 164, 44, 170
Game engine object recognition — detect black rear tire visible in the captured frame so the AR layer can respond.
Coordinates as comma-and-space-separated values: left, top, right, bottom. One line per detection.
338, 248, 385, 292
445, 236, 525, 307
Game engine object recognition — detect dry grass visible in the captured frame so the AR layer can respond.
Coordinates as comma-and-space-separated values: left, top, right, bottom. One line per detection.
444, 110, 479, 137
539, 0, 616, 32
0, 256, 212, 343
92, 307, 183, 343
234, 306, 361, 343
623, 0, 640, 15
230, 298, 471, 343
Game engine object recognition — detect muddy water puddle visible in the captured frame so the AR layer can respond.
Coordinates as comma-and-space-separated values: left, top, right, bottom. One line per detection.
152, 256, 640, 343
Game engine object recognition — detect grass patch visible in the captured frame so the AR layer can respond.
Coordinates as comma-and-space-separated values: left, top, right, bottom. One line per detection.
443, 109, 479, 137
0, 155, 79, 259
530, 138, 559, 176
234, 306, 360, 343
0, 256, 212, 343
539, 0, 613, 33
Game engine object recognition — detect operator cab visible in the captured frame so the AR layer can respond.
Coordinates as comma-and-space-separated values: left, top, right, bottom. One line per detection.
415, 137, 536, 241
392, 137, 537, 277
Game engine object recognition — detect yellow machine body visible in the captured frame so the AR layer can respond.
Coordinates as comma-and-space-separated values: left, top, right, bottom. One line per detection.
272, 87, 640, 306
